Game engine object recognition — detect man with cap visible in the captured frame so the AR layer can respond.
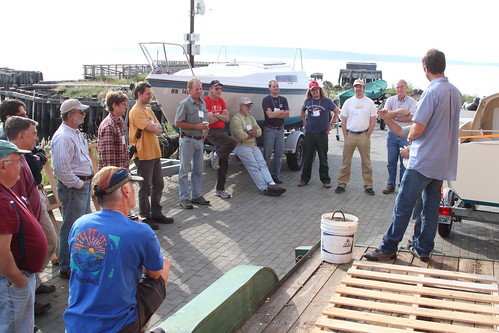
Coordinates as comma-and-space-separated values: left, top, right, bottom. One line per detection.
64, 166, 170, 333
51, 98, 94, 279
129, 82, 174, 228
381, 79, 417, 194
98, 90, 130, 170
262, 80, 290, 184
230, 97, 286, 196
336, 79, 377, 195
175, 77, 211, 209
297, 81, 339, 188
0, 140, 48, 332
204, 80, 238, 199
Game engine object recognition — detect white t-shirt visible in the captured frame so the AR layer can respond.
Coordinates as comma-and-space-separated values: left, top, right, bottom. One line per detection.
340, 96, 377, 131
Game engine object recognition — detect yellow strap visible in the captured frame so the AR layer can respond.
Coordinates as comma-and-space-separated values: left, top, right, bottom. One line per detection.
460, 134, 499, 139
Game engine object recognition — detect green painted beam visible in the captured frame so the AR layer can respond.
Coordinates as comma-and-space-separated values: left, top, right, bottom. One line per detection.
159, 265, 279, 333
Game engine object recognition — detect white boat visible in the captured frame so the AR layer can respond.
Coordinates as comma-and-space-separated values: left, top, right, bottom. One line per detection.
140, 42, 309, 128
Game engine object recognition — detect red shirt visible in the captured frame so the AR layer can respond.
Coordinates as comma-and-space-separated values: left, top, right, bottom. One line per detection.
204, 96, 227, 129
98, 113, 130, 170
0, 184, 47, 273
10, 155, 42, 221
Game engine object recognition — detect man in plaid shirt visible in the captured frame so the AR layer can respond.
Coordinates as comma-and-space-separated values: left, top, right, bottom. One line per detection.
98, 91, 130, 170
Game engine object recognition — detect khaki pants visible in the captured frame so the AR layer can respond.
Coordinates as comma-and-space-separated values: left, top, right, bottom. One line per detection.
337, 133, 373, 189
38, 188, 58, 268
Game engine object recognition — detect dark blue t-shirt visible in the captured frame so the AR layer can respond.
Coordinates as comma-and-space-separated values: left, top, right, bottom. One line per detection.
303, 98, 336, 134
64, 210, 163, 332
262, 95, 289, 127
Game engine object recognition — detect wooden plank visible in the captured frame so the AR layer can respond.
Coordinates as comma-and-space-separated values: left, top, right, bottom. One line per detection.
324, 297, 499, 325
340, 276, 499, 303
334, 285, 499, 314
315, 318, 405, 333
316, 307, 495, 333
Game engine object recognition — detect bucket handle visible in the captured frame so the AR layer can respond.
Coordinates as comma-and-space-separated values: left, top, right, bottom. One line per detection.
331, 210, 346, 221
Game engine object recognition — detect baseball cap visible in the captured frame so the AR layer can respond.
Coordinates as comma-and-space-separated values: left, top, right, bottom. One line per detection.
209, 80, 223, 88
240, 97, 253, 105
309, 81, 320, 90
93, 166, 143, 197
0, 140, 31, 159
60, 99, 89, 115
353, 79, 365, 86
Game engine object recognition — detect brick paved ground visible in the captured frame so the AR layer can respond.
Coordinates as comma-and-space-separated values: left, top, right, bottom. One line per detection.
35, 123, 499, 332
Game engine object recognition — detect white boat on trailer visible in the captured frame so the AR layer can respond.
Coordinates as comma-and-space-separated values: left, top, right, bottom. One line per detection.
139, 42, 309, 170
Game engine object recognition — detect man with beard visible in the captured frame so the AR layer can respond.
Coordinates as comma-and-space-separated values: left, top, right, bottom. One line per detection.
51, 99, 93, 279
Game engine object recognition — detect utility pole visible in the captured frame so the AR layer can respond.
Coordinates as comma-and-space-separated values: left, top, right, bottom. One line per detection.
189, 0, 195, 68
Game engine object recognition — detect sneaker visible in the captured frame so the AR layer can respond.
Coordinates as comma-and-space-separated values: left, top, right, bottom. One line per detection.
408, 245, 430, 262
365, 188, 375, 195
267, 184, 286, 194
383, 185, 395, 194
152, 215, 174, 224
363, 248, 397, 261
191, 196, 211, 205
210, 151, 220, 170
143, 218, 160, 230
180, 199, 194, 209
59, 270, 71, 279
263, 189, 281, 196
34, 325, 43, 333
323, 183, 332, 188
272, 177, 283, 184
35, 283, 56, 295
297, 181, 308, 187
215, 190, 231, 199
335, 186, 345, 194
34, 301, 51, 316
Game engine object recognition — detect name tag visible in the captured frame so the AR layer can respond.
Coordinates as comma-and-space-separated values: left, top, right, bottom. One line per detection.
246, 124, 252, 131
273, 108, 280, 112
313, 110, 320, 117
198, 110, 205, 118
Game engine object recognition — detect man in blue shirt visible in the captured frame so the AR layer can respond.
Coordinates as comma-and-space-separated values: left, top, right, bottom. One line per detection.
64, 167, 170, 332
364, 49, 461, 262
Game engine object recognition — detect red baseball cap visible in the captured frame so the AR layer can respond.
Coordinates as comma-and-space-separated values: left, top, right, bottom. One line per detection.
309, 81, 320, 90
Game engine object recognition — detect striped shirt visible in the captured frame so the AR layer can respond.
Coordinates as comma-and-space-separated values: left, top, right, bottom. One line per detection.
51, 123, 93, 188
97, 113, 129, 170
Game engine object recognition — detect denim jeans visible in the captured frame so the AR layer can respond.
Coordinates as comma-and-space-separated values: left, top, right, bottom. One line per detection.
386, 131, 409, 187
134, 158, 164, 218
179, 137, 204, 200
300, 131, 330, 184
0, 272, 36, 333
57, 181, 91, 272
234, 145, 273, 191
263, 127, 285, 179
379, 169, 442, 256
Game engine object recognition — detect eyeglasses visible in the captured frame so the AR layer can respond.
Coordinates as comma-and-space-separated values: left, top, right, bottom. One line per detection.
214, 88, 223, 91
72, 110, 86, 115
1, 159, 22, 166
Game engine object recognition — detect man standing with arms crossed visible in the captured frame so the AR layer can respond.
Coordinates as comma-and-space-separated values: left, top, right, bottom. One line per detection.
382, 79, 417, 194
52, 99, 93, 279
175, 78, 211, 209
262, 80, 289, 184
365, 49, 461, 262
129, 82, 174, 228
204, 80, 237, 199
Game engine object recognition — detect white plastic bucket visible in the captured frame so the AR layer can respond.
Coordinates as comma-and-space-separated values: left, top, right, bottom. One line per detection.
321, 211, 358, 264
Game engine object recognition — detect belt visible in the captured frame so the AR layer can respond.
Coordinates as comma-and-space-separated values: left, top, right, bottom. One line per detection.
347, 129, 368, 134
265, 125, 283, 130
76, 175, 93, 181
181, 132, 202, 140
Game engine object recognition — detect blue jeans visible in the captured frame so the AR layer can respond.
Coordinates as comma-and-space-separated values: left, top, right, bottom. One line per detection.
57, 181, 91, 272
263, 127, 284, 179
379, 169, 442, 256
179, 137, 204, 200
234, 145, 273, 191
0, 272, 36, 333
386, 131, 409, 187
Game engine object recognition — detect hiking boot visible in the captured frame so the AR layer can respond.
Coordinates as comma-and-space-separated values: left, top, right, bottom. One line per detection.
297, 181, 308, 187
383, 185, 395, 194
152, 215, 174, 224
365, 188, 375, 195
408, 245, 430, 262
210, 151, 220, 170
268, 184, 286, 194
263, 189, 281, 196
143, 219, 160, 230
59, 270, 71, 279
363, 248, 397, 261
34, 301, 51, 316
272, 177, 283, 184
180, 199, 194, 209
335, 186, 345, 194
215, 190, 231, 199
191, 196, 210, 205
35, 283, 56, 295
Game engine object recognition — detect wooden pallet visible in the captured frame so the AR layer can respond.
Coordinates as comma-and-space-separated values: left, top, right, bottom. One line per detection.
313, 260, 499, 333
